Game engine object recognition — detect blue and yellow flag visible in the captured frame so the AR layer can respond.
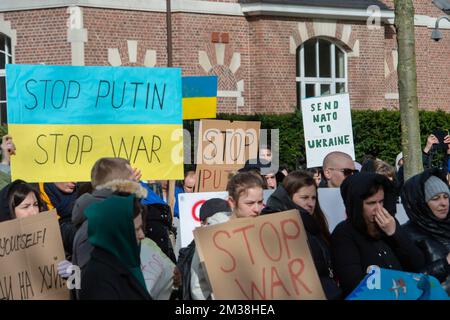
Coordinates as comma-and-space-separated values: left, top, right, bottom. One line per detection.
182, 76, 217, 120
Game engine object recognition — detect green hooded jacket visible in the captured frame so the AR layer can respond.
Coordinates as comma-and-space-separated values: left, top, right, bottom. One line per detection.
85, 194, 146, 290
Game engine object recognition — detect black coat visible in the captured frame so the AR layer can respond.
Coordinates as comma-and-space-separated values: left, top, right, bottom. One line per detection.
144, 203, 176, 263
332, 173, 425, 296
401, 168, 450, 294
80, 248, 152, 300
332, 219, 425, 296
262, 185, 342, 300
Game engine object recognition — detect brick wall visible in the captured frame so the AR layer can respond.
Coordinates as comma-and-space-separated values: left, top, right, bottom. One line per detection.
173, 13, 252, 114
1, 2, 449, 114
5, 8, 71, 65
83, 8, 167, 67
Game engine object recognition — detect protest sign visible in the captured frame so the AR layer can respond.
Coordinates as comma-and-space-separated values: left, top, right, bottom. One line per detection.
6, 64, 183, 182
347, 268, 449, 300
182, 76, 217, 120
178, 189, 275, 248
140, 238, 175, 300
0, 210, 70, 300
178, 191, 228, 248
194, 210, 326, 300
194, 119, 260, 192
318, 188, 409, 233
317, 188, 347, 233
301, 93, 355, 168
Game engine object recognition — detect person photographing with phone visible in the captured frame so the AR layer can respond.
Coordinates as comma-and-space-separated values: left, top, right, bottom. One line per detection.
422, 130, 450, 179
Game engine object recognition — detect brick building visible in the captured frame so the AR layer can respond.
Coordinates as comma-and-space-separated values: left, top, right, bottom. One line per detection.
0, 0, 449, 123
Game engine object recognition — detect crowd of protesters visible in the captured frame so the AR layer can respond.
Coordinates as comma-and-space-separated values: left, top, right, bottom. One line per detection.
0, 130, 449, 300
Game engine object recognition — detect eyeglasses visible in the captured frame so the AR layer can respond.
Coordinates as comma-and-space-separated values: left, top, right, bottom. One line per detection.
328, 168, 358, 177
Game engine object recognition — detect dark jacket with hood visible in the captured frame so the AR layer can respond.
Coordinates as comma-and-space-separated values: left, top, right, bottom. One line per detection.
401, 168, 450, 294
262, 185, 342, 300
80, 194, 151, 300
331, 173, 425, 296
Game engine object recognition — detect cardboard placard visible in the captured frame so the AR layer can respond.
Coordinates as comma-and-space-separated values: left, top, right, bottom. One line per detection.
0, 210, 70, 300
194, 119, 260, 192
301, 93, 355, 168
6, 64, 183, 182
193, 210, 326, 300
140, 238, 175, 300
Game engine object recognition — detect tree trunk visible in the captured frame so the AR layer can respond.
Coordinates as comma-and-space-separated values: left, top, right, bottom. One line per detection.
394, 0, 423, 180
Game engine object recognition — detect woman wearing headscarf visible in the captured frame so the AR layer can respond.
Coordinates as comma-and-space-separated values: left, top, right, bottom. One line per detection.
331, 173, 425, 296
79, 181, 151, 300
401, 168, 450, 294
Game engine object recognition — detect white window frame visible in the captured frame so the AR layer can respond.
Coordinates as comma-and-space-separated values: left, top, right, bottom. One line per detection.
0, 34, 12, 124
296, 38, 348, 100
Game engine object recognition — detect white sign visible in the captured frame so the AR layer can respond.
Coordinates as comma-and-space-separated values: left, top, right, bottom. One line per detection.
178, 191, 228, 248
317, 188, 347, 233
301, 93, 355, 168
140, 238, 175, 300
318, 188, 409, 233
178, 190, 275, 248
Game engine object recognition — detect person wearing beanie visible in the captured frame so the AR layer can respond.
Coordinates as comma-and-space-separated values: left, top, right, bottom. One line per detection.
401, 168, 450, 295
199, 198, 230, 225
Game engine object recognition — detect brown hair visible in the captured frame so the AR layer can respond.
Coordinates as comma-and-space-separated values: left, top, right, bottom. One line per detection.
226, 172, 264, 202
8, 180, 45, 219
373, 160, 396, 182
283, 171, 331, 244
91, 157, 133, 188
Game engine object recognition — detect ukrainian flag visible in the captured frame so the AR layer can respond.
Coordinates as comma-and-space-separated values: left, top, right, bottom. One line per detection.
182, 76, 218, 120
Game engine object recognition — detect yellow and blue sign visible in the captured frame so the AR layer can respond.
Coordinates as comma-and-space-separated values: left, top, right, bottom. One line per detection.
182, 76, 217, 120
6, 64, 184, 182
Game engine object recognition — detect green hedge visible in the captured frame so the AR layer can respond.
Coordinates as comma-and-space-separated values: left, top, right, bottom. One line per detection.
2, 109, 449, 170
215, 109, 450, 169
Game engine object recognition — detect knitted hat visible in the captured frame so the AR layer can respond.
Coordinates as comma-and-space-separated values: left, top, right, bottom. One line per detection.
199, 198, 230, 223
424, 175, 449, 202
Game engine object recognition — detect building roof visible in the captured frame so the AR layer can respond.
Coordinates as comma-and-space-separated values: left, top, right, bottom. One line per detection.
239, 0, 392, 11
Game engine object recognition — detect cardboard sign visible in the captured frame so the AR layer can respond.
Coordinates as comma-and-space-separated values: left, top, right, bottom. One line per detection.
6, 64, 183, 182
193, 210, 326, 300
301, 93, 355, 168
182, 76, 217, 120
195, 119, 260, 192
0, 210, 70, 300
140, 238, 175, 300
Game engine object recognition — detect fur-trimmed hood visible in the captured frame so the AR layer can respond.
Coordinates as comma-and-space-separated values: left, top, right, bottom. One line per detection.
96, 179, 148, 199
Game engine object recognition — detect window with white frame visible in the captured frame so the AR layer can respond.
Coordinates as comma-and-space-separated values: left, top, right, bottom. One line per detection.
296, 38, 347, 104
0, 34, 12, 125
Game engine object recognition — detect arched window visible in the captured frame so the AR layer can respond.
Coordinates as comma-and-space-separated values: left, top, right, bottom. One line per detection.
296, 38, 347, 104
0, 34, 12, 125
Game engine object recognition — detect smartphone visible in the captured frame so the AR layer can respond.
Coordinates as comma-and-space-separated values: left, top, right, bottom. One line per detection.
432, 129, 449, 149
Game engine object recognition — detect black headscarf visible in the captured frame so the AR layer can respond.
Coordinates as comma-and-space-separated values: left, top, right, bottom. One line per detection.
401, 168, 450, 247
340, 172, 397, 236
